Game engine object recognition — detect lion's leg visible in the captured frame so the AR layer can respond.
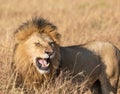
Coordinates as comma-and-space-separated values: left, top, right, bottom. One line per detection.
91, 81, 102, 94
99, 75, 118, 94
99, 61, 119, 94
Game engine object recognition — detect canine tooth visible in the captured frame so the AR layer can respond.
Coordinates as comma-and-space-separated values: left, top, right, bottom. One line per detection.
46, 63, 50, 67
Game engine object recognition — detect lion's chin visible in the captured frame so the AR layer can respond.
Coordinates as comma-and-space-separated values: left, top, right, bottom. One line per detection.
37, 68, 50, 74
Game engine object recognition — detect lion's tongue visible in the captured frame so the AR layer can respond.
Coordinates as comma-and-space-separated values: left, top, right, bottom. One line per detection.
38, 59, 49, 67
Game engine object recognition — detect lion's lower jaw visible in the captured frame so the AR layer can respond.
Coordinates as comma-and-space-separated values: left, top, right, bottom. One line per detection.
37, 68, 50, 74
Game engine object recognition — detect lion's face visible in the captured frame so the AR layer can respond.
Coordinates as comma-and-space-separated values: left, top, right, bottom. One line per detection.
24, 32, 56, 74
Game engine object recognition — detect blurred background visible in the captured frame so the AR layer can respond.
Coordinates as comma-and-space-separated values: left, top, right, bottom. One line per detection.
0, 0, 120, 93
0, 0, 120, 46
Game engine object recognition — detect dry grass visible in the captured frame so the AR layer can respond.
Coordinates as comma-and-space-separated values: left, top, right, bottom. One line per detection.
0, 0, 120, 93
4, 71, 83, 94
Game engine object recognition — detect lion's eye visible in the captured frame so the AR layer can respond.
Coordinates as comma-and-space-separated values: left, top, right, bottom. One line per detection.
35, 42, 41, 47
49, 42, 54, 47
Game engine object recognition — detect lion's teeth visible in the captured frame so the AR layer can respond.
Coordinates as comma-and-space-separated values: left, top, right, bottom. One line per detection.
46, 63, 50, 67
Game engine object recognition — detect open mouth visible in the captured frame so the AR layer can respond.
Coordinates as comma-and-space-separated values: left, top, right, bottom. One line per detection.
36, 57, 50, 70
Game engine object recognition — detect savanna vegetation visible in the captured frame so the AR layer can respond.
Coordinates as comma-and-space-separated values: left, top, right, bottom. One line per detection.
0, 0, 120, 93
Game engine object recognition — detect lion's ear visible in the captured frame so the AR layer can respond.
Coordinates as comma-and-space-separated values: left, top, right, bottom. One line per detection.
15, 30, 33, 43
15, 26, 38, 43
14, 31, 26, 43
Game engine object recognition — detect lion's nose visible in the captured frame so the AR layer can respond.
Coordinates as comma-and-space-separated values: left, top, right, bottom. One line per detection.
45, 49, 53, 56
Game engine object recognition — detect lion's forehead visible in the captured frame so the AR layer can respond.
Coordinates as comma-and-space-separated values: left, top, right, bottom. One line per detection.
40, 34, 53, 42
27, 32, 53, 43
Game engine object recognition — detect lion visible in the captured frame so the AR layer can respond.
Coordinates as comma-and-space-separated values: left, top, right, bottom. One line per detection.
13, 18, 120, 94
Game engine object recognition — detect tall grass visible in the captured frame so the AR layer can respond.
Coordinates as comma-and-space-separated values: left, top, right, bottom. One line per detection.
0, 0, 120, 93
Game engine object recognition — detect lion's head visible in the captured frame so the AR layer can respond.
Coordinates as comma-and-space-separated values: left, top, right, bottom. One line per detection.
13, 18, 61, 87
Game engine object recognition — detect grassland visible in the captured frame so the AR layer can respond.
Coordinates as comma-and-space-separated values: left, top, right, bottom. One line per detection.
0, 0, 120, 94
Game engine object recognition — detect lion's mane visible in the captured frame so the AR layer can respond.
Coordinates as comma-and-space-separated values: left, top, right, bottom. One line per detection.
13, 18, 61, 88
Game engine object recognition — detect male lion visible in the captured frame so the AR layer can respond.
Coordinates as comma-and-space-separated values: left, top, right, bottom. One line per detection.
13, 18, 120, 94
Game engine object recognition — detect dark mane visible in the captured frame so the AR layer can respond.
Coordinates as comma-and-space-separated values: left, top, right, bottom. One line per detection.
15, 17, 57, 34
14, 17, 60, 44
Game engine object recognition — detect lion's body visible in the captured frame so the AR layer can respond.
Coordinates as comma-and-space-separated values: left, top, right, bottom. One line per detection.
60, 41, 120, 94
13, 18, 120, 94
